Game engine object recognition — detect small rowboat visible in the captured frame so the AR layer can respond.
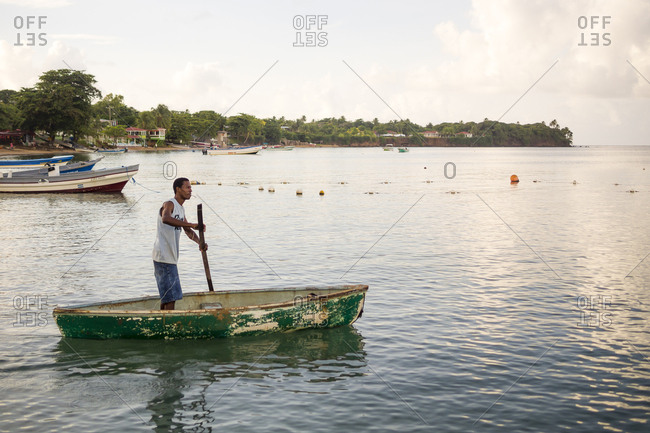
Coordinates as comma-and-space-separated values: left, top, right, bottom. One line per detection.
205, 145, 263, 155
11, 157, 104, 176
398, 147, 409, 153
0, 164, 138, 193
0, 154, 73, 169
96, 148, 127, 153
53, 284, 368, 339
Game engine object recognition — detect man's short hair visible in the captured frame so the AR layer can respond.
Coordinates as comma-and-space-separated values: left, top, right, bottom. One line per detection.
173, 177, 189, 193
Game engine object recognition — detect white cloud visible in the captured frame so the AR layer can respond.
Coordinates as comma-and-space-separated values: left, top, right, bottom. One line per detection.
0, 0, 71, 8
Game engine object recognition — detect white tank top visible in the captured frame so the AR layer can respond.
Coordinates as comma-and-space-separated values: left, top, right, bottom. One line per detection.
152, 197, 185, 264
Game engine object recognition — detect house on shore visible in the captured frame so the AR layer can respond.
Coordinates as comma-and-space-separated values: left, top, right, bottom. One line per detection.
423, 130, 440, 138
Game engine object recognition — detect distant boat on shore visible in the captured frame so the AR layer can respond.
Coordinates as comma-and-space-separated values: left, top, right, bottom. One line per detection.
96, 148, 127, 153
383, 144, 394, 151
204, 145, 263, 155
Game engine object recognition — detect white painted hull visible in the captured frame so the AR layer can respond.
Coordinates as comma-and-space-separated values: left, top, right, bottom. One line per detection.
207, 146, 263, 155
0, 165, 138, 193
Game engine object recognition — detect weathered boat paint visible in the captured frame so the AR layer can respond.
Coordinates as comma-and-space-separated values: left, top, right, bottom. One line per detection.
53, 285, 368, 339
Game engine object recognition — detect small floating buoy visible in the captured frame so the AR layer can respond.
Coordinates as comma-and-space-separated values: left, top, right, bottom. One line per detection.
628, 190, 638, 193
339, 181, 346, 184
268, 187, 275, 193
296, 189, 303, 195
510, 174, 519, 183
281, 181, 289, 184
258, 186, 264, 191
190, 180, 205, 185
614, 183, 620, 186
533, 180, 539, 183
319, 190, 324, 196
217, 182, 222, 186
424, 167, 427, 169
572, 180, 577, 185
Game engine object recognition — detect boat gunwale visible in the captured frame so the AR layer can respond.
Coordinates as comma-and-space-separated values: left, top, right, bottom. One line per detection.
52, 285, 368, 316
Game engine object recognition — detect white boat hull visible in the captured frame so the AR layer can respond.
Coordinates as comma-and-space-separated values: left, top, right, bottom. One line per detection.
206, 145, 263, 155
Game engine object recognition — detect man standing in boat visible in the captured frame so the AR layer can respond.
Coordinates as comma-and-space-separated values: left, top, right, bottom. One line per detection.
153, 177, 207, 310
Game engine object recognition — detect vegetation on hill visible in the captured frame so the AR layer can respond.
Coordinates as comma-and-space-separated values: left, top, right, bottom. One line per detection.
0, 69, 572, 147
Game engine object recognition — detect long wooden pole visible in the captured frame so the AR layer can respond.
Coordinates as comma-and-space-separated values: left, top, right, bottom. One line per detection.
197, 204, 214, 291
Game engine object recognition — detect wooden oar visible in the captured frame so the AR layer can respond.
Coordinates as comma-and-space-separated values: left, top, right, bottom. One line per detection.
197, 204, 214, 291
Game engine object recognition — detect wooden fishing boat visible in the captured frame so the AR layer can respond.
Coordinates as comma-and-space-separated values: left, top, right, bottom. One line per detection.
205, 145, 263, 155
53, 284, 368, 339
96, 148, 127, 153
0, 154, 73, 169
0, 164, 138, 193
11, 157, 104, 176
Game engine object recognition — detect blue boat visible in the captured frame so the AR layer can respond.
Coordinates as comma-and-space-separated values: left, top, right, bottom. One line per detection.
0, 155, 74, 169
11, 157, 104, 177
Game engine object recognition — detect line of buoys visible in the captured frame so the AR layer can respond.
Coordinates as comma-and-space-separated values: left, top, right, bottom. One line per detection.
510, 174, 519, 183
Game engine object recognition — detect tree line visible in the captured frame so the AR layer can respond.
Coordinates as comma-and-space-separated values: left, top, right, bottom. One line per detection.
0, 69, 573, 147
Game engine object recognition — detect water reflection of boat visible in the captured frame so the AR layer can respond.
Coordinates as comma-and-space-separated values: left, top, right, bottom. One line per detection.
55, 326, 366, 429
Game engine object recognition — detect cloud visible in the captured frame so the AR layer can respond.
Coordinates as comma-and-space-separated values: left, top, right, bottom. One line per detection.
49, 34, 119, 45
431, 0, 650, 98
0, 0, 71, 8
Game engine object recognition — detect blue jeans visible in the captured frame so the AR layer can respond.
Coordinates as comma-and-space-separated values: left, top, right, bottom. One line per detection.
154, 261, 183, 304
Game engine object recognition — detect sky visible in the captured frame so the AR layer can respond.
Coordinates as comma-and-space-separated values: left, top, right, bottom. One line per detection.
0, 0, 649, 146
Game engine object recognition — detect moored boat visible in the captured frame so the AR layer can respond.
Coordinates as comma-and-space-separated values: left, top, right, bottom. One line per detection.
53, 284, 368, 339
398, 147, 409, 152
383, 144, 394, 151
0, 164, 139, 193
96, 148, 127, 153
11, 157, 104, 177
205, 145, 263, 155
0, 155, 74, 169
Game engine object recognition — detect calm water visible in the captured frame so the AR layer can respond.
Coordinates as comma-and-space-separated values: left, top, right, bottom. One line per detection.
1, 146, 649, 432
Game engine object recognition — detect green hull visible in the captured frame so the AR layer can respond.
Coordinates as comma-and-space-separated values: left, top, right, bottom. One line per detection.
53, 285, 367, 339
